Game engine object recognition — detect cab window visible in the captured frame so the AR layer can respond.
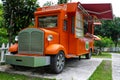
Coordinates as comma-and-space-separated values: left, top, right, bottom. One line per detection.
38, 15, 58, 28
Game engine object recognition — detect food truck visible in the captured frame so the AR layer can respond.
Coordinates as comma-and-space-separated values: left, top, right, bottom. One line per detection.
6, 2, 113, 73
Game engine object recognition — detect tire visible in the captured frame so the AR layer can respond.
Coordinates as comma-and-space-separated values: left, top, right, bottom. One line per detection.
50, 51, 65, 74
85, 50, 92, 59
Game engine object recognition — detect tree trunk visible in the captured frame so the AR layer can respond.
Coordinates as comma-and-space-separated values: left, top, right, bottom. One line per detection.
8, 10, 13, 46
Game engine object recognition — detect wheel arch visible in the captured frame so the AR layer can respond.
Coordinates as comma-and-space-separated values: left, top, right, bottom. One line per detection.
45, 44, 67, 56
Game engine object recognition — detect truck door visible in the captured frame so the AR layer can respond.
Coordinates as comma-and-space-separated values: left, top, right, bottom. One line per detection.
68, 14, 77, 54
63, 19, 69, 53
60, 18, 69, 54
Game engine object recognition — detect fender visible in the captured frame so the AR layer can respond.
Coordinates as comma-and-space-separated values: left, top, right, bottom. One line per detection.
45, 44, 66, 55
9, 43, 18, 52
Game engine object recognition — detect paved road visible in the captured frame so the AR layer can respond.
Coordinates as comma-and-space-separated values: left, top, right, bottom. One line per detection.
0, 58, 102, 80
112, 53, 120, 80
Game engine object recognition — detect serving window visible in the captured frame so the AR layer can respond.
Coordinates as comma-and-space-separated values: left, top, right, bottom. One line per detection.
75, 11, 84, 38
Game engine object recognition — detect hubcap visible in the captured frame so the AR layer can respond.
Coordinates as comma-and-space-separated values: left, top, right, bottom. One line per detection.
56, 53, 65, 71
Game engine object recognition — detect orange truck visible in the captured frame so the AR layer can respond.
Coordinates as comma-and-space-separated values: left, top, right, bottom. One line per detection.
6, 2, 113, 73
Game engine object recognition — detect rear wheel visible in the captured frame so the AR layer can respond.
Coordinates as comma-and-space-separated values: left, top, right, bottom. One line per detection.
85, 50, 92, 59
51, 51, 65, 74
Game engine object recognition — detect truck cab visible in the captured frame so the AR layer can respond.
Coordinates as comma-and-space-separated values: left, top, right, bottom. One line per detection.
6, 2, 113, 73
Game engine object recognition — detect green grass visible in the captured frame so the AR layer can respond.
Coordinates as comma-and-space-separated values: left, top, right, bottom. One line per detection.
89, 60, 112, 80
92, 52, 111, 58
0, 72, 55, 80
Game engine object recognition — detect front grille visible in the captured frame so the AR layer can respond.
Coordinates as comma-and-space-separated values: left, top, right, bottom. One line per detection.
18, 28, 44, 54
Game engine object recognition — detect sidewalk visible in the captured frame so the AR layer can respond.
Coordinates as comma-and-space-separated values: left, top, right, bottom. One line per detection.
112, 53, 120, 80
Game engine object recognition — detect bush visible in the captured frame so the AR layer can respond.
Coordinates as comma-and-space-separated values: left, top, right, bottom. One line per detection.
94, 36, 113, 48
94, 36, 113, 54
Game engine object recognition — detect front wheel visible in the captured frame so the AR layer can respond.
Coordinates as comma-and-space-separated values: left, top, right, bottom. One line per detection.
85, 50, 92, 59
50, 51, 65, 74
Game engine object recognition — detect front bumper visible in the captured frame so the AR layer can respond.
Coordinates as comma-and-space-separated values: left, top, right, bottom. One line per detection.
5, 54, 50, 67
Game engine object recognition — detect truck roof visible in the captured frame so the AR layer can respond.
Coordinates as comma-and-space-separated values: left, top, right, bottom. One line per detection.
36, 2, 113, 20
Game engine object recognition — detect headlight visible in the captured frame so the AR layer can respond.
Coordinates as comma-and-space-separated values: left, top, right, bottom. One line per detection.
47, 35, 53, 41
15, 36, 18, 41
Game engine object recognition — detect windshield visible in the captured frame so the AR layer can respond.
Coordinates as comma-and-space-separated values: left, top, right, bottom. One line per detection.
38, 15, 58, 28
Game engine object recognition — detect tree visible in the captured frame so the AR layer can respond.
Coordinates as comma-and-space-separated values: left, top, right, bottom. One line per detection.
111, 17, 120, 47
2, 0, 39, 43
0, 28, 8, 45
0, 4, 4, 27
43, 1, 54, 7
58, 0, 69, 4
95, 17, 120, 47
0, 3, 8, 45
